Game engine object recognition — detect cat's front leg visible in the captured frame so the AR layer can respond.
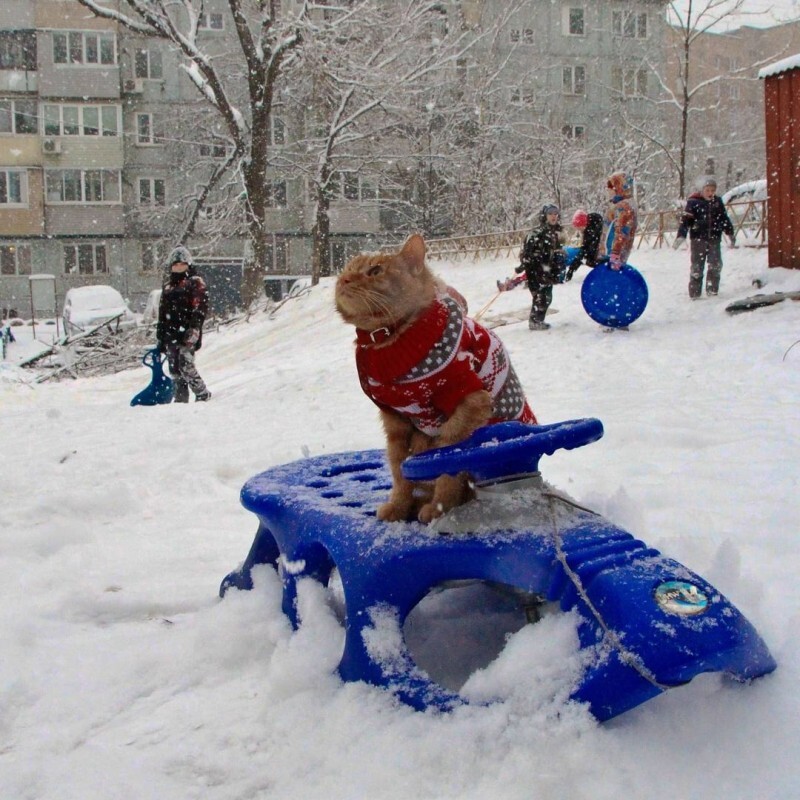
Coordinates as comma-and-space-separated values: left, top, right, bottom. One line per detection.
419, 472, 472, 524
417, 390, 492, 522
377, 410, 419, 522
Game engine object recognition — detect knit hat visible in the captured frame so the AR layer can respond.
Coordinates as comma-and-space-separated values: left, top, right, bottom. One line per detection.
607, 171, 634, 198
168, 245, 193, 266
700, 176, 717, 190
542, 204, 560, 216
571, 209, 589, 228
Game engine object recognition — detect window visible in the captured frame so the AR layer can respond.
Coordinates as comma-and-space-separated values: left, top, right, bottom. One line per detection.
729, 83, 740, 100
562, 65, 586, 95
265, 236, 287, 272
134, 48, 163, 79
198, 12, 225, 30
510, 29, 534, 44
0, 244, 32, 276
0, 30, 37, 70
63, 243, 108, 275
43, 104, 119, 137
0, 98, 38, 134
611, 66, 648, 98
266, 180, 287, 208
136, 113, 164, 145
564, 7, 585, 36
46, 169, 121, 203
428, 5, 448, 39
562, 124, 586, 141
612, 11, 648, 39
0, 169, 27, 205
138, 177, 166, 206
199, 142, 228, 158
270, 117, 285, 146
328, 171, 377, 202
141, 242, 164, 272
510, 87, 534, 105
52, 31, 116, 65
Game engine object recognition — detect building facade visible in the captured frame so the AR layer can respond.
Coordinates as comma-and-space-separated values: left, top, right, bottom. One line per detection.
1, 0, 681, 315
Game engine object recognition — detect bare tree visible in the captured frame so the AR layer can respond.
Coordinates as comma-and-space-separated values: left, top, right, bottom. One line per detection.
282, 1, 491, 283
653, 0, 781, 197
75, 0, 304, 301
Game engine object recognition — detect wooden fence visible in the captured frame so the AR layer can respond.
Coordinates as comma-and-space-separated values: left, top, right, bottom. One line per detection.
424, 199, 768, 261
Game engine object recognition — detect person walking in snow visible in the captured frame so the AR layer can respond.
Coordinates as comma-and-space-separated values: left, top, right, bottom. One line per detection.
604, 171, 638, 271
515, 204, 567, 330
156, 246, 211, 403
673, 176, 736, 299
564, 208, 605, 281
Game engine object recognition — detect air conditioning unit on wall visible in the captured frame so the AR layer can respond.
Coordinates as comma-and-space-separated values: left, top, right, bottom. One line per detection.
42, 138, 62, 154
124, 78, 145, 94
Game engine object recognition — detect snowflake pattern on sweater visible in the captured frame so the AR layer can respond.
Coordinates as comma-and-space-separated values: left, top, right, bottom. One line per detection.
355, 296, 536, 436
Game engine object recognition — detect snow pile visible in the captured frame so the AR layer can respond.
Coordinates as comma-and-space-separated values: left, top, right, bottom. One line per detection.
1, 244, 799, 799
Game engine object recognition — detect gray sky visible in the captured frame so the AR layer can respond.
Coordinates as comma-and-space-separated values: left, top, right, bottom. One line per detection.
670, 0, 800, 30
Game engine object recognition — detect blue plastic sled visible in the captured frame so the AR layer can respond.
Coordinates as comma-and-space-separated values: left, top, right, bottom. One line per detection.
220, 420, 775, 721
581, 262, 649, 328
130, 348, 174, 406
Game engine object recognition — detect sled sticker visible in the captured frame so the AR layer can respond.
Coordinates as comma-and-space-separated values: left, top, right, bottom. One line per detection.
654, 580, 709, 616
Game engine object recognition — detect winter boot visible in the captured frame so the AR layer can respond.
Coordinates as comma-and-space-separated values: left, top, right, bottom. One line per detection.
174, 380, 190, 403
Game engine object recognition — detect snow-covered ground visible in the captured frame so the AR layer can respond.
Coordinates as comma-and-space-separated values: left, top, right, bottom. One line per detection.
1, 243, 799, 800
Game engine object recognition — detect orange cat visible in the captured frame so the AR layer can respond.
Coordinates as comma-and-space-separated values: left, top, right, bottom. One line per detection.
335, 233, 537, 524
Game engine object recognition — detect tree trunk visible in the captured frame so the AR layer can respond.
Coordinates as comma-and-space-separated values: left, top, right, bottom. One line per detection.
679, 33, 691, 199
311, 166, 333, 284
311, 199, 332, 284
241, 102, 272, 305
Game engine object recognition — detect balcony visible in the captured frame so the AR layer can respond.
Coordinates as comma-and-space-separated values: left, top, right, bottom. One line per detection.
0, 70, 38, 93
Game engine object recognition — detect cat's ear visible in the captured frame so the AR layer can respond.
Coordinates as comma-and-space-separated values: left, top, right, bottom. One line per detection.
398, 234, 427, 272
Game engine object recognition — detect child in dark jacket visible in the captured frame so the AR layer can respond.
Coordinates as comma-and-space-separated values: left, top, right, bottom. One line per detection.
565, 209, 604, 280
156, 246, 211, 402
515, 204, 566, 330
674, 177, 735, 298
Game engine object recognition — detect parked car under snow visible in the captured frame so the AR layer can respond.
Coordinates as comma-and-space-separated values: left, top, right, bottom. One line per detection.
722, 179, 767, 205
62, 285, 138, 336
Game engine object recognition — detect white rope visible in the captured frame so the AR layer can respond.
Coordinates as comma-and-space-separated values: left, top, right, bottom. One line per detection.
543, 492, 669, 692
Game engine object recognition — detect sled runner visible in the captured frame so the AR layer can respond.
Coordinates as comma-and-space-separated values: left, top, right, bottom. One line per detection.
220, 420, 775, 721
130, 348, 174, 406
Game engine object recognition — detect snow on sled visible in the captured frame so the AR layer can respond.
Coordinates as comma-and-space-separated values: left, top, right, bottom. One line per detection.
130, 348, 174, 406
220, 420, 775, 722
725, 290, 800, 315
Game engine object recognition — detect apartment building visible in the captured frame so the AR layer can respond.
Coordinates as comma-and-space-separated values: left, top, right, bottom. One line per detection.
1, 0, 673, 315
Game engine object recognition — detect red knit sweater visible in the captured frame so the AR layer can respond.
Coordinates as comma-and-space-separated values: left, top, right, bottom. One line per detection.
355, 296, 536, 436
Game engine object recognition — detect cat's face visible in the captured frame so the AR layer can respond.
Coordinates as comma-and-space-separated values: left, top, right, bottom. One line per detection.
335, 234, 436, 331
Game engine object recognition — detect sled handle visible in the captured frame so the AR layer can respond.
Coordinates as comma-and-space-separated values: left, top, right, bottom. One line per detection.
142, 347, 164, 368
402, 418, 604, 484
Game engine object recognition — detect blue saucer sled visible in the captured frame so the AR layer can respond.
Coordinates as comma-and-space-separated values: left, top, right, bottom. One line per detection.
131, 348, 174, 406
220, 420, 775, 721
581, 262, 649, 328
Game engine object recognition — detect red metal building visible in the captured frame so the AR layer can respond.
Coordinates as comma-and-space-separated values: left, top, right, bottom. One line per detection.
760, 55, 800, 269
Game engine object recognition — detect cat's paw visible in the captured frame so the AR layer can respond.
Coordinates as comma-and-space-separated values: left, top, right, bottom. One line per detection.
417, 502, 445, 524
377, 501, 413, 522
